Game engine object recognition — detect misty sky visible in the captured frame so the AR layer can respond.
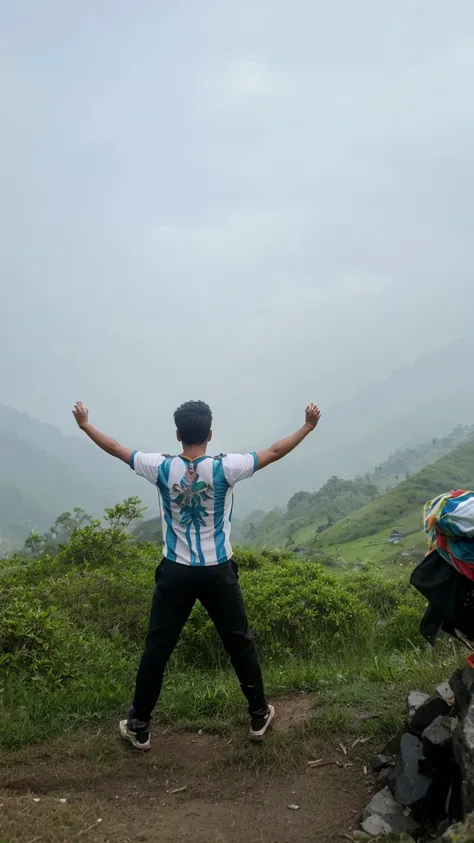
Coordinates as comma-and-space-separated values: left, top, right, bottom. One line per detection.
1, 1, 474, 454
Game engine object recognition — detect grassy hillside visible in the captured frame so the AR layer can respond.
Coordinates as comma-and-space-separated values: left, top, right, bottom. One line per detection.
319, 437, 474, 565
250, 476, 379, 549
250, 426, 474, 550
0, 500, 455, 751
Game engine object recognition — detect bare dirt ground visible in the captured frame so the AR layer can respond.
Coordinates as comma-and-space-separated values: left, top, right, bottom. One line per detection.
0, 697, 371, 843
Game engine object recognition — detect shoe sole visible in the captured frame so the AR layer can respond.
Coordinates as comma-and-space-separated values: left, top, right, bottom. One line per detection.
249, 704, 275, 742
119, 719, 151, 751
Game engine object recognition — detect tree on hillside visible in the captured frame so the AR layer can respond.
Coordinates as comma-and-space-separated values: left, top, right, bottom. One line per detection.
25, 507, 92, 558
24, 499, 145, 561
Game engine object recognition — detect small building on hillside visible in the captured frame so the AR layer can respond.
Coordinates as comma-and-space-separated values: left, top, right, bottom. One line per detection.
388, 528, 402, 545
292, 546, 308, 558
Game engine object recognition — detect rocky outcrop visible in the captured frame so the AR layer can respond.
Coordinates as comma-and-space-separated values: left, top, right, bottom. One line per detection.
356, 665, 474, 839
452, 666, 474, 817
357, 675, 462, 839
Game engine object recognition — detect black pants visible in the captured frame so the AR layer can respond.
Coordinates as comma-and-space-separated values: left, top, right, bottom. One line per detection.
132, 559, 267, 722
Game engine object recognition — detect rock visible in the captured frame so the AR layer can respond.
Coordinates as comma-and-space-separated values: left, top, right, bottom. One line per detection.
453, 688, 474, 815
382, 729, 404, 756
450, 667, 474, 718
390, 734, 434, 815
409, 695, 451, 735
371, 755, 396, 773
390, 733, 453, 821
408, 691, 430, 718
451, 667, 474, 816
362, 788, 420, 836
361, 814, 392, 836
363, 787, 399, 821
437, 682, 455, 705
422, 716, 456, 761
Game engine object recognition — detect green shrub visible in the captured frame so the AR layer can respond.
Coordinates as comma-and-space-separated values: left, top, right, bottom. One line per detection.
383, 604, 423, 649
0, 591, 66, 675
38, 563, 156, 645
347, 569, 423, 617
178, 561, 374, 668
1, 499, 440, 749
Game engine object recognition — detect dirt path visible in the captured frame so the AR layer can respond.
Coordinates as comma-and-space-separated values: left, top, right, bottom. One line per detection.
0, 698, 371, 843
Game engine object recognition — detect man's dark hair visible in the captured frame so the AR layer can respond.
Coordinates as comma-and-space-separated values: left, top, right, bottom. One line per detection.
174, 400, 213, 446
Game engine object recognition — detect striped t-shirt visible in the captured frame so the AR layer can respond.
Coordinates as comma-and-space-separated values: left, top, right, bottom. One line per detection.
130, 451, 258, 566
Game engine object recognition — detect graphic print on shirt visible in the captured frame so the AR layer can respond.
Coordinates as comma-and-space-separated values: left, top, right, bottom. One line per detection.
131, 451, 257, 565
172, 463, 212, 529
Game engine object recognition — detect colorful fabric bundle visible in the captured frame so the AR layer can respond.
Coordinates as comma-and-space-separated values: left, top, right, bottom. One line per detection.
424, 489, 474, 581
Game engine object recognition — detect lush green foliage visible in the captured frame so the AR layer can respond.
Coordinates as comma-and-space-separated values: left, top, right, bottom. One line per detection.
245, 427, 474, 552
321, 437, 474, 548
0, 498, 445, 750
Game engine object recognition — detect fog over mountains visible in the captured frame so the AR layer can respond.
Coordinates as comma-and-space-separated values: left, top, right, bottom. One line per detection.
2, 337, 474, 541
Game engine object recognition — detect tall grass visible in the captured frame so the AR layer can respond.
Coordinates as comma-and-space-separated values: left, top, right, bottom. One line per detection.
0, 521, 462, 750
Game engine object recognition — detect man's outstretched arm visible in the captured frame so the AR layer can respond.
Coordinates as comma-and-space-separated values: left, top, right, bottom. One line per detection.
255, 403, 321, 470
72, 401, 133, 465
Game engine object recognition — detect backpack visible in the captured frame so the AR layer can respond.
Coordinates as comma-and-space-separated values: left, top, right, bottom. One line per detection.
410, 549, 474, 646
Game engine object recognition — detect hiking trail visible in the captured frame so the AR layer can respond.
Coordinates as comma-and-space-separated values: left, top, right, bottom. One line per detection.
1, 697, 371, 843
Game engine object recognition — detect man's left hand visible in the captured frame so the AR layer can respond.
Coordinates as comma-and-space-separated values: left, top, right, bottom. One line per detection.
72, 401, 89, 429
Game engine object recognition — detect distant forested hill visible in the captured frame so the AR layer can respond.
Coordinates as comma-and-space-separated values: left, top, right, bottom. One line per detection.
247, 425, 474, 549
0, 404, 157, 541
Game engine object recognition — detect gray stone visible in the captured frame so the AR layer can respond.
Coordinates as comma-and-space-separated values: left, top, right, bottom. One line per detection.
409, 694, 451, 735
422, 716, 455, 761
371, 754, 396, 773
453, 686, 474, 815
363, 787, 399, 821
362, 788, 420, 836
390, 734, 453, 822
408, 691, 430, 718
390, 734, 434, 813
360, 814, 392, 836
450, 666, 474, 717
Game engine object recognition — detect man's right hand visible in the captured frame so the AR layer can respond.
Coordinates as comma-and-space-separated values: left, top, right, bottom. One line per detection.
305, 403, 321, 430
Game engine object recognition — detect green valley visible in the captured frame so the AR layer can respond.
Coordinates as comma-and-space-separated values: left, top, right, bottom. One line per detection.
246, 427, 474, 559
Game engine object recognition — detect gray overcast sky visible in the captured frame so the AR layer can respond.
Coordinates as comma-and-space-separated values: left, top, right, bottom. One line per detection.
1, 0, 474, 453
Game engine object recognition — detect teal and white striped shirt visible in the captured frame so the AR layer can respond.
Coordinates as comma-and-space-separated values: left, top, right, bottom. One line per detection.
130, 451, 258, 565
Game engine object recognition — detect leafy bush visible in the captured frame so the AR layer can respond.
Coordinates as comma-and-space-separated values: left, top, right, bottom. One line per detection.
55, 498, 145, 568
0, 591, 66, 674
38, 557, 159, 645
346, 568, 423, 616
0, 498, 437, 748
178, 560, 374, 668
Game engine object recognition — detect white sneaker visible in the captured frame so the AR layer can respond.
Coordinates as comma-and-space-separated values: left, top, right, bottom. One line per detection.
249, 704, 275, 741
119, 718, 151, 751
